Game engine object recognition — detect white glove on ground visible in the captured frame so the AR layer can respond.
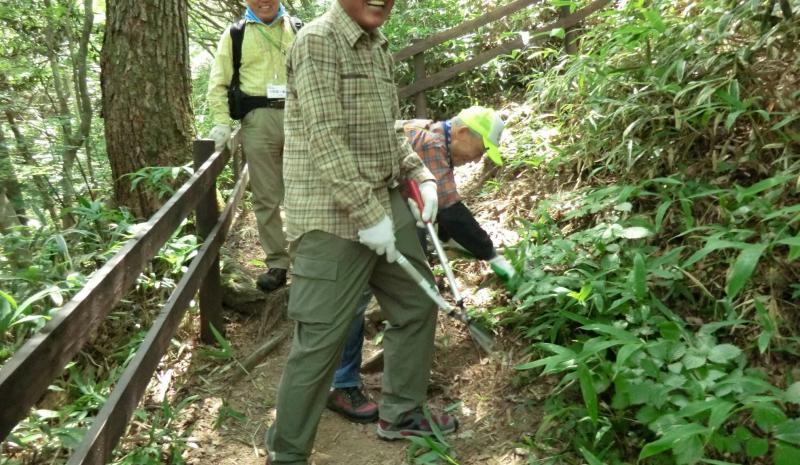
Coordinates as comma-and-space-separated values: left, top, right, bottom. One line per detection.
407, 181, 439, 227
358, 216, 399, 263
488, 255, 515, 282
208, 124, 231, 151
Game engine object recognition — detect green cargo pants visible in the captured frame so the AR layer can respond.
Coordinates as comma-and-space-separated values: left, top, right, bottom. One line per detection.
266, 189, 438, 465
241, 107, 291, 270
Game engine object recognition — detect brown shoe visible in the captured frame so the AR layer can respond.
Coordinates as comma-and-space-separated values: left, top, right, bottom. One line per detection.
257, 268, 287, 292
327, 387, 379, 423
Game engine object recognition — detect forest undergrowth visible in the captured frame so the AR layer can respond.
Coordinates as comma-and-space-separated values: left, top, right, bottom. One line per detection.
483, 1, 800, 464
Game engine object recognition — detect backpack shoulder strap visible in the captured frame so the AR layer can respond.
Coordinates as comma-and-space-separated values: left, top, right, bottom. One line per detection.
229, 19, 246, 87
287, 15, 304, 33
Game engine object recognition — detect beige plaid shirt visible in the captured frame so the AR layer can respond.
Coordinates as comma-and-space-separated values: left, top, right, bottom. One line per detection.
282, 1, 434, 242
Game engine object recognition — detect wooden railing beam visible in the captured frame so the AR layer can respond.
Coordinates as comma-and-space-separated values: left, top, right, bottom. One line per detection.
66, 166, 249, 465
398, 0, 611, 99
393, 0, 544, 62
0, 143, 229, 442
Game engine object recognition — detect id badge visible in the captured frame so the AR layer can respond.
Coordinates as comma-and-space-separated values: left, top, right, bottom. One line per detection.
267, 84, 287, 99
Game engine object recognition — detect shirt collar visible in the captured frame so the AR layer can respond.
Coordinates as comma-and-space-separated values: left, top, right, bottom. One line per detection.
431, 121, 454, 166
330, 1, 387, 49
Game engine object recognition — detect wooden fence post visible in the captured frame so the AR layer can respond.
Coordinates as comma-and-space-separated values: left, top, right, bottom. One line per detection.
193, 140, 224, 343
412, 39, 428, 118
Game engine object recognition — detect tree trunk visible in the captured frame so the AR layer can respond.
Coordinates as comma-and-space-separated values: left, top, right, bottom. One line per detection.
4, 110, 60, 225
0, 124, 27, 225
101, 0, 194, 219
559, 5, 580, 55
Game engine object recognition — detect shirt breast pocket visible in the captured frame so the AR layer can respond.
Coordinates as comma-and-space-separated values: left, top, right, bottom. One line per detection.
341, 73, 375, 123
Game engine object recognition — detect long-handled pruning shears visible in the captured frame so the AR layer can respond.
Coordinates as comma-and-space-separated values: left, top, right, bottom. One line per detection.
401, 179, 494, 353
404, 180, 464, 309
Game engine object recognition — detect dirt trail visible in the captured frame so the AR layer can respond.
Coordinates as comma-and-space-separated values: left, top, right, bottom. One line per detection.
179, 159, 542, 465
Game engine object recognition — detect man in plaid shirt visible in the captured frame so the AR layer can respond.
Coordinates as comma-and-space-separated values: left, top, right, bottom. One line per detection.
266, 1, 458, 464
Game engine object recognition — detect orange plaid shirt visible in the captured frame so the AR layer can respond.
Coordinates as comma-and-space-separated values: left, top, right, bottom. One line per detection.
401, 119, 461, 209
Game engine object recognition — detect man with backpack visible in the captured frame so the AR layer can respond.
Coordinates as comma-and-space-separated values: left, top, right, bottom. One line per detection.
206, 0, 302, 292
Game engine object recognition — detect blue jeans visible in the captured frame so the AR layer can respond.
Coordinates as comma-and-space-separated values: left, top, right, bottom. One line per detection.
332, 288, 372, 388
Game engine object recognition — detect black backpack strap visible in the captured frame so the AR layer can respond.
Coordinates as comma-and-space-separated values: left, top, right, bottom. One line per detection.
287, 15, 304, 33
229, 19, 246, 88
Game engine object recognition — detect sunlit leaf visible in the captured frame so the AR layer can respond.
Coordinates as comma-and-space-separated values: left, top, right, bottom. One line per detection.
621, 226, 652, 239
725, 243, 766, 299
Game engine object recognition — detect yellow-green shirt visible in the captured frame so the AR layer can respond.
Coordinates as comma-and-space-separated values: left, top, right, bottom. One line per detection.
207, 17, 295, 125
282, 1, 434, 241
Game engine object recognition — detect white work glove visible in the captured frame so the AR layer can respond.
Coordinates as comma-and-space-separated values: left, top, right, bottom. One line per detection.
357, 216, 399, 263
488, 255, 515, 282
407, 181, 438, 227
208, 124, 231, 151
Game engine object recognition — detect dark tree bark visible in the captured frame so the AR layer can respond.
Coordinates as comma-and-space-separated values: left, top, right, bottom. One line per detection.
559, 5, 580, 55
0, 123, 27, 226
101, 0, 194, 219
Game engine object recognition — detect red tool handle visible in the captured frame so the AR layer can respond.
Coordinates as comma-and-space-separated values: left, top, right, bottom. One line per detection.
404, 179, 428, 223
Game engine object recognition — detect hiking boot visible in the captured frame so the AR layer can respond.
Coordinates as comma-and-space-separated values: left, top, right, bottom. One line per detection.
257, 268, 287, 292
376, 406, 459, 440
326, 387, 379, 423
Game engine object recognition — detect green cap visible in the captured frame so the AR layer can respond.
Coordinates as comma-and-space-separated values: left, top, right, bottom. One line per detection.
456, 106, 505, 165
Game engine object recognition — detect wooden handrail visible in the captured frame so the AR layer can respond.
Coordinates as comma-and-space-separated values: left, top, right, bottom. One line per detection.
392, 0, 544, 62
398, 0, 611, 99
0, 140, 231, 442
66, 159, 250, 464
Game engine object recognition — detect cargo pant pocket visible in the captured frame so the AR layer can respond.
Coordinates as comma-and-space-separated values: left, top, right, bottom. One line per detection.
287, 255, 338, 324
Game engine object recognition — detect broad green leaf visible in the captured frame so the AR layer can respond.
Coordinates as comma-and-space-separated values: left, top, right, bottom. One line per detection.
675, 435, 704, 465
683, 348, 707, 369
758, 330, 774, 354
752, 402, 786, 431
658, 321, 681, 341
707, 344, 742, 364
578, 363, 598, 425
746, 437, 769, 457
785, 383, 800, 404
701, 460, 741, 465
775, 419, 800, 445
639, 423, 709, 460
775, 442, 800, 465
725, 243, 766, 299
615, 343, 642, 371
708, 400, 735, 430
